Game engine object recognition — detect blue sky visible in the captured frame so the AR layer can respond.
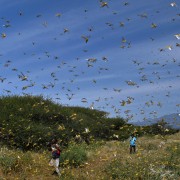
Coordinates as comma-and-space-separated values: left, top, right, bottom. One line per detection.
0, 0, 179, 122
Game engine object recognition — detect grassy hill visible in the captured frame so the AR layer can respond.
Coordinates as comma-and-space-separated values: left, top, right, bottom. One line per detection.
0, 132, 179, 179
0, 95, 133, 150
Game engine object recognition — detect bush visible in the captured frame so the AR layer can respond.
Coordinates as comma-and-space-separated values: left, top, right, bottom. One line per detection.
60, 142, 88, 167
0, 155, 18, 174
0, 147, 34, 175
0, 147, 23, 175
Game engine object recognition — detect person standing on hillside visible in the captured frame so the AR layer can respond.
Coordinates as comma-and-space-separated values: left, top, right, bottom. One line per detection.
129, 133, 137, 154
49, 138, 61, 176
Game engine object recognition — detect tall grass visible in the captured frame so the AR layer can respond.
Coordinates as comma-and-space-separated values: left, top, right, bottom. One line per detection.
104, 135, 180, 180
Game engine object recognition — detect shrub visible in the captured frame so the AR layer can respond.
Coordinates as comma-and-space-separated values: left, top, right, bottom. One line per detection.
0, 152, 20, 174
0, 147, 34, 175
0, 155, 17, 174
60, 142, 88, 167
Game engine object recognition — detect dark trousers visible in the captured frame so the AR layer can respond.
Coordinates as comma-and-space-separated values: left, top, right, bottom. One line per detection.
130, 145, 136, 153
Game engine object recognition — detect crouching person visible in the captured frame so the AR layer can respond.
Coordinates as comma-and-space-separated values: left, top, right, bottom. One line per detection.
49, 145, 61, 176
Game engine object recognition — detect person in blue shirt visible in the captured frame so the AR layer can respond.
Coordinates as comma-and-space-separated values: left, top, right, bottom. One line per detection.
129, 133, 137, 154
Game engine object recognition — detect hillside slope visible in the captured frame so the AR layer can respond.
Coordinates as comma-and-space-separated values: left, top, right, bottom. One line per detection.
0, 95, 128, 150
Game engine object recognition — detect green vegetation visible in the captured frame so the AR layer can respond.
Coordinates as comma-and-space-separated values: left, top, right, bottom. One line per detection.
0, 147, 34, 176
0, 95, 179, 179
0, 95, 177, 151
0, 95, 130, 150
0, 133, 179, 179
104, 139, 180, 179
60, 142, 88, 167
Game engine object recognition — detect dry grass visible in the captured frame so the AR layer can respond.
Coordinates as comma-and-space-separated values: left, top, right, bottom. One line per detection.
0, 132, 179, 180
